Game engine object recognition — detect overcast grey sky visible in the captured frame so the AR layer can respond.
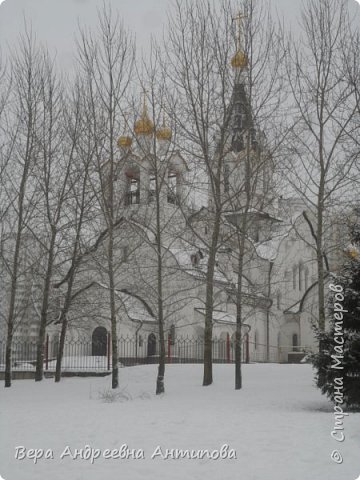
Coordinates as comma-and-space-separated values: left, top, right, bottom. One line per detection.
0, 0, 169, 68
0, 0, 359, 71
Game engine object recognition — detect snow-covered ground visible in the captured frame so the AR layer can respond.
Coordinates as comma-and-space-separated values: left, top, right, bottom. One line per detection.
0, 364, 359, 480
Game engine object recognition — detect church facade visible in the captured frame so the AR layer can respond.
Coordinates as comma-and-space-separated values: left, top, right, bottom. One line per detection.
43, 40, 329, 366
1, 30, 336, 369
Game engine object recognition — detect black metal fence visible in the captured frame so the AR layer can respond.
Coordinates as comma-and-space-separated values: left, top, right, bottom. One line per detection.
0, 335, 302, 373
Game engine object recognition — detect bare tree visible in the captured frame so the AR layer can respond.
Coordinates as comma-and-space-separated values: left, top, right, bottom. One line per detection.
162, 0, 239, 386
117, 41, 198, 393
75, 6, 135, 388
32, 53, 74, 382
283, 0, 359, 334
161, 0, 286, 388
227, 0, 286, 389
2, 30, 45, 387
52, 77, 123, 383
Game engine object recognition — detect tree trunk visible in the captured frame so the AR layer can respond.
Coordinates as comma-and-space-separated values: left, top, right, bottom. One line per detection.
4, 331, 13, 388
4, 163, 29, 387
155, 257, 166, 395
108, 231, 119, 389
35, 227, 56, 381
155, 154, 166, 395
54, 311, 67, 383
203, 213, 221, 386
54, 255, 79, 383
235, 242, 245, 390
234, 328, 242, 390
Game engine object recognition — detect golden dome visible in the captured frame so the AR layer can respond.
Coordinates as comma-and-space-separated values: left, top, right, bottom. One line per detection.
134, 100, 154, 136
156, 126, 172, 141
117, 135, 133, 148
231, 50, 248, 69
347, 247, 359, 260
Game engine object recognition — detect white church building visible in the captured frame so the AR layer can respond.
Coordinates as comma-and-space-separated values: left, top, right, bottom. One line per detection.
44, 41, 331, 367
1, 33, 338, 371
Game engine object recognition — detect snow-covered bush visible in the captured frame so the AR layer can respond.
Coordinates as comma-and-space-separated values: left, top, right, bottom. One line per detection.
98, 387, 133, 403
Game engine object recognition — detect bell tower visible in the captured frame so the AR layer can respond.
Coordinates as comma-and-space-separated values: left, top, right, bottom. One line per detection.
222, 13, 278, 241
116, 95, 187, 218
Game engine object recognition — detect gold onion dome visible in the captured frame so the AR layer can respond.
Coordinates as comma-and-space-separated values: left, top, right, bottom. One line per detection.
231, 50, 248, 69
346, 246, 359, 260
117, 135, 133, 148
134, 101, 154, 136
156, 124, 172, 141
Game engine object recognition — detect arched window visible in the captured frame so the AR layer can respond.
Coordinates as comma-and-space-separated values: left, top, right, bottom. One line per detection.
122, 245, 129, 263
125, 169, 140, 205
147, 333, 157, 356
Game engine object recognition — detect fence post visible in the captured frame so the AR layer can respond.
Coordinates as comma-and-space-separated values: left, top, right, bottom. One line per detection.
245, 333, 250, 364
226, 333, 230, 363
107, 333, 111, 371
45, 334, 49, 371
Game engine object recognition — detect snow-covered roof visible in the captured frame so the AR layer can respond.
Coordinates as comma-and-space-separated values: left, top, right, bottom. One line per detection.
96, 282, 156, 323
115, 291, 156, 324
255, 233, 289, 261
169, 241, 229, 284
255, 212, 305, 261
283, 301, 301, 314
125, 219, 155, 243
224, 208, 282, 223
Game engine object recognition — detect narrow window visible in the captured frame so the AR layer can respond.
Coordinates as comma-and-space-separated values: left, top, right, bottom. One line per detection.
169, 324, 176, 346
149, 176, 156, 202
125, 171, 140, 205
122, 246, 129, 263
168, 172, 178, 204
298, 262, 303, 290
304, 267, 309, 290
254, 330, 258, 351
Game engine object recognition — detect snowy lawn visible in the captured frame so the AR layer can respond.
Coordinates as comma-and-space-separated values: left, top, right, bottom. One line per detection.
0, 363, 359, 480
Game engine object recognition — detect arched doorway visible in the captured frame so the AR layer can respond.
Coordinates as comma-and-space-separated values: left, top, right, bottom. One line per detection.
292, 333, 299, 352
147, 333, 156, 356
92, 327, 108, 356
